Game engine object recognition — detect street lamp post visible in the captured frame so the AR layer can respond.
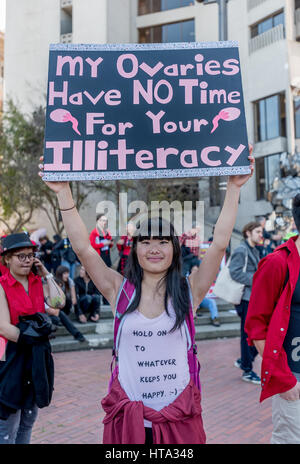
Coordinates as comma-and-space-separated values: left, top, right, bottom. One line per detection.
197, 0, 229, 206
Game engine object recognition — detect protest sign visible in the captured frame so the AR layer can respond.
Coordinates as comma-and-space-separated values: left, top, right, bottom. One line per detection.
43, 42, 250, 181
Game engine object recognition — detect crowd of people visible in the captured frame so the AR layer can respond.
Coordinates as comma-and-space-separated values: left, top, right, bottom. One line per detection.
1, 148, 300, 445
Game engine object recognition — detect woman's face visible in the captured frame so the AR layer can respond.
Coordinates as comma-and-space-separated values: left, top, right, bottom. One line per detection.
62, 271, 69, 282
136, 238, 174, 275
5, 247, 35, 277
79, 266, 86, 278
97, 215, 108, 230
127, 222, 136, 237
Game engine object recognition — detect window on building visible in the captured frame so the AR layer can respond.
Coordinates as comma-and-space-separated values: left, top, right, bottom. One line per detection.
256, 153, 281, 200
296, 0, 300, 9
254, 93, 286, 142
61, 6, 73, 35
251, 11, 284, 38
138, 0, 193, 16
139, 19, 195, 43
295, 96, 300, 139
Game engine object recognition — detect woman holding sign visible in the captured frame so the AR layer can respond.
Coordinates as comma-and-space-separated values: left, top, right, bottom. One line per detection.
39, 148, 254, 444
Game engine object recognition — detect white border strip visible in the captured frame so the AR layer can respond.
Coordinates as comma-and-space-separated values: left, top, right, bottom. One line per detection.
49, 41, 239, 52
42, 165, 250, 181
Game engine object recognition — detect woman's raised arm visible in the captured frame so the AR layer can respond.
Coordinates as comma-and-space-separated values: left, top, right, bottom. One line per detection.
189, 146, 255, 310
39, 164, 123, 311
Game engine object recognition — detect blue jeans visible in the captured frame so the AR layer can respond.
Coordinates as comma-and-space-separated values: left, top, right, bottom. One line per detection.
0, 404, 38, 444
199, 297, 218, 319
79, 295, 100, 318
61, 260, 78, 280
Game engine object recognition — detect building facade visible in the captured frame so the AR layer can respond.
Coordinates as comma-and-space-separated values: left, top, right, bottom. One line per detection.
0, 31, 4, 113
3, 0, 300, 234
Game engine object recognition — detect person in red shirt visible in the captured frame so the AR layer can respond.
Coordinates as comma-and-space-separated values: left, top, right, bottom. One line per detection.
89, 214, 114, 305
0, 233, 65, 444
245, 194, 300, 444
89, 214, 114, 267
116, 222, 135, 275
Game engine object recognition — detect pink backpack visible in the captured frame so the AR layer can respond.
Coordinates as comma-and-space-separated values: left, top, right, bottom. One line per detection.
109, 278, 201, 391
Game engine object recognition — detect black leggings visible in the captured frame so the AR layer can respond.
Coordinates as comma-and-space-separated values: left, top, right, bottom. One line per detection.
145, 427, 153, 444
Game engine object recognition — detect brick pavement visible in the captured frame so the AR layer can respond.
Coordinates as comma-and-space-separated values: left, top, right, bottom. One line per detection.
31, 337, 272, 444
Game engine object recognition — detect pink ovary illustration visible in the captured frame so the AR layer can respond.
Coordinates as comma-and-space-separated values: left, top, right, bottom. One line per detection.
50, 109, 81, 135
210, 107, 241, 134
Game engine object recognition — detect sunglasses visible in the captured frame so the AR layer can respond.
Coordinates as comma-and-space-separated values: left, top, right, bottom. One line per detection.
12, 252, 36, 262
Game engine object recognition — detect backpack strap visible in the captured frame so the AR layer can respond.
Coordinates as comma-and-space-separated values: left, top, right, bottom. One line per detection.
184, 276, 196, 352
185, 276, 201, 390
113, 278, 136, 356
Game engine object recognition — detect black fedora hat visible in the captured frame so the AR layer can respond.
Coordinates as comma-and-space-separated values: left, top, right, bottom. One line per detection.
0, 233, 38, 255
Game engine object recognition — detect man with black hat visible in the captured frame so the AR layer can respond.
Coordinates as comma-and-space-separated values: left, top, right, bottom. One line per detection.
0, 233, 65, 444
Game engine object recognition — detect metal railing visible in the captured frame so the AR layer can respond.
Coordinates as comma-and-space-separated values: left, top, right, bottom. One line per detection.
60, 33, 73, 43
249, 23, 285, 54
247, 0, 268, 11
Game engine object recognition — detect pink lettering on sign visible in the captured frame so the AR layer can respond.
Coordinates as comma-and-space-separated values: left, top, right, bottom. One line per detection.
73, 141, 83, 171
86, 113, 105, 135
85, 141, 96, 170
179, 79, 198, 104
48, 81, 68, 106
110, 139, 135, 170
156, 147, 179, 169
226, 144, 246, 166
56, 55, 84, 76
44, 141, 71, 171
201, 147, 221, 167
117, 54, 139, 78
136, 150, 154, 169
85, 57, 104, 77
180, 150, 198, 168
139, 61, 164, 77
97, 141, 108, 170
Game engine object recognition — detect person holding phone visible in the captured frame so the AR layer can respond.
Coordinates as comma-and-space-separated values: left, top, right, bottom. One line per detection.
0, 233, 65, 444
90, 214, 114, 305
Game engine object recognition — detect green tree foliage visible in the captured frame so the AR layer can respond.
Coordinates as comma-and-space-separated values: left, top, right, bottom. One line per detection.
0, 100, 45, 233
0, 100, 94, 234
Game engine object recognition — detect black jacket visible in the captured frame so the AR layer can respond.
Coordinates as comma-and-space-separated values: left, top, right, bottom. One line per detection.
74, 276, 100, 299
0, 313, 55, 420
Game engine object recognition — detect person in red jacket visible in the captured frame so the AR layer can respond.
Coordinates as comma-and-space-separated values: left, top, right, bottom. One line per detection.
0, 233, 65, 444
245, 194, 300, 444
89, 214, 114, 305
89, 214, 114, 267
116, 222, 135, 275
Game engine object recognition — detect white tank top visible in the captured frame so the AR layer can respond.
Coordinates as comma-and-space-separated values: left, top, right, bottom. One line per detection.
117, 302, 190, 427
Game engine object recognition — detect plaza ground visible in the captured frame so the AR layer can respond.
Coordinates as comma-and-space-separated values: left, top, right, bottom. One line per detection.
31, 337, 272, 445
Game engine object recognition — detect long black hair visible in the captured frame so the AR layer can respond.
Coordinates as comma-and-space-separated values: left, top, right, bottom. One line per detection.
123, 216, 190, 331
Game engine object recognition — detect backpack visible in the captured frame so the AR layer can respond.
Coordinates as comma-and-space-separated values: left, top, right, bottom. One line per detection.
109, 277, 201, 392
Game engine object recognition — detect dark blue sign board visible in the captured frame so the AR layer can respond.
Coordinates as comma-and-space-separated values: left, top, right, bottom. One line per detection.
43, 42, 250, 181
